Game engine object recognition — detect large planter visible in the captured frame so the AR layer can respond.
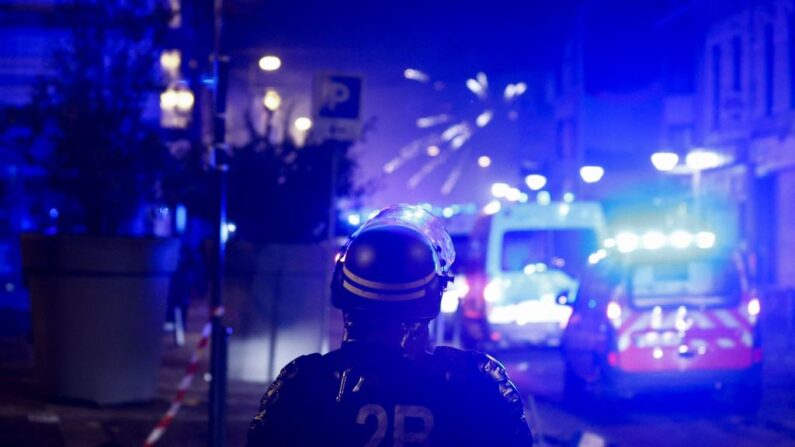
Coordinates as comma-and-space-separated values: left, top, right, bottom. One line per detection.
20, 234, 180, 405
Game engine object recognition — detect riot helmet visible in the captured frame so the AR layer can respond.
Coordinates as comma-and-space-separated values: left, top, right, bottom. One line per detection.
331, 204, 455, 320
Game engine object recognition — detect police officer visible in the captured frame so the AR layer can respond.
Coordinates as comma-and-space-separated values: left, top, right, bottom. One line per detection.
246, 204, 532, 446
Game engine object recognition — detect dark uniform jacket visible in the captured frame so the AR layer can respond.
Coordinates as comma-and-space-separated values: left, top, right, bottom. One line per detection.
246, 342, 533, 446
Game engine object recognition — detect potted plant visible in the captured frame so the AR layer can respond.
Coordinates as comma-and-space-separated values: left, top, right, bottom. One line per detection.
14, 0, 180, 404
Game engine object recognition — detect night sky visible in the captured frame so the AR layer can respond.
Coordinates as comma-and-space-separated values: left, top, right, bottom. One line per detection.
221, 0, 690, 207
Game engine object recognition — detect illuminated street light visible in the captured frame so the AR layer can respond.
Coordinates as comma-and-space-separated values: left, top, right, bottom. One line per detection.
524, 174, 547, 191
426, 145, 440, 157
160, 50, 181, 71
263, 90, 281, 111
175, 90, 194, 111
294, 116, 312, 131
483, 200, 502, 215
579, 165, 604, 183
686, 150, 721, 171
651, 152, 679, 171
491, 182, 510, 198
160, 89, 179, 110
258, 55, 282, 71
477, 155, 492, 168
505, 188, 522, 202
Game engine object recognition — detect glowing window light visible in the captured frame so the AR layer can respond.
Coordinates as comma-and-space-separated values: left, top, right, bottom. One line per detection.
427, 145, 440, 157
483, 200, 502, 215
263, 90, 281, 111
258, 55, 282, 71
514, 82, 527, 95
686, 150, 721, 171
669, 230, 693, 249
695, 231, 716, 249
579, 165, 605, 183
160, 50, 181, 71
477, 155, 491, 168
294, 117, 313, 131
524, 174, 547, 191
616, 232, 639, 253
641, 231, 666, 250
491, 182, 510, 198
651, 152, 679, 171
176, 90, 194, 111
160, 89, 179, 109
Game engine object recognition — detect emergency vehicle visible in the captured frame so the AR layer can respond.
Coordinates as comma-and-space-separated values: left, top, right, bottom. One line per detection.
457, 201, 607, 347
561, 230, 762, 408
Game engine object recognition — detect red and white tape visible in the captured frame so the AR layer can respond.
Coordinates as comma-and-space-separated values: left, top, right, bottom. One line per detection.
142, 306, 225, 447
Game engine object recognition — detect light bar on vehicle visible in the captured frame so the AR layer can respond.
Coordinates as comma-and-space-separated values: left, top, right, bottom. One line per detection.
609, 230, 716, 253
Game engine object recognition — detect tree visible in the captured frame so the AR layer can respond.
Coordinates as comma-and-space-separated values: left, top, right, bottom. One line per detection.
18, 0, 172, 235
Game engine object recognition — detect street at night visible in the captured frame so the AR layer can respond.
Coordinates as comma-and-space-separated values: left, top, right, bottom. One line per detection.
3, 0, 795, 446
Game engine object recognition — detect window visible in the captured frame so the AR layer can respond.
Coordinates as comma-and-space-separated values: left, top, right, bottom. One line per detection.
789, 14, 795, 107
711, 44, 721, 128
765, 23, 775, 115
732, 35, 742, 92
628, 258, 741, 308
501, 229, 598, 278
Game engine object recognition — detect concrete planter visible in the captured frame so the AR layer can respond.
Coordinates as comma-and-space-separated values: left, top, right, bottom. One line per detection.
21, 234, 180, 405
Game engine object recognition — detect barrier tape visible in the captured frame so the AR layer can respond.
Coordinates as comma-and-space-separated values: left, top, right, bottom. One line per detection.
142, 306, 225, 447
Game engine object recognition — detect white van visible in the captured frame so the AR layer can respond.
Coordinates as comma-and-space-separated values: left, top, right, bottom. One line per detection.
459, 201, 607, 347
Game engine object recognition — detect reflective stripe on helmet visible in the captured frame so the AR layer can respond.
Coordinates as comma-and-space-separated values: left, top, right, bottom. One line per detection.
343, 280, 427, 301
342, 265, 436, 291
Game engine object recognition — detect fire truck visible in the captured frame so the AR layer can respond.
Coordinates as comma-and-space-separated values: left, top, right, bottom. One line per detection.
561, 230, 762, 409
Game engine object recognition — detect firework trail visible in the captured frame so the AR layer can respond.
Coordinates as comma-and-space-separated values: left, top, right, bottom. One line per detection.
385, 68, 527, 195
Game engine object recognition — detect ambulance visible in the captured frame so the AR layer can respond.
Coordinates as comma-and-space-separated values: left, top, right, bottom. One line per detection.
561, 230, 762, 408
457, 201, 608, 347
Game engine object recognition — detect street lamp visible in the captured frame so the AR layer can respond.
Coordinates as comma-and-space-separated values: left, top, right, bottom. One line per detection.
262, 90, 281, 112
477, 155, 492, 168
524, 174, 547, 191
685, 150, 721, 171
651, 152, 679, 171
258, 55, 282, 72
579, 165, 604, 183
491, 182, 510, 198
294, 116, 312, 131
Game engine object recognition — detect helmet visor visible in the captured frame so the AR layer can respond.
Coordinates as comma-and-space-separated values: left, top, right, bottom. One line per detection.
351, 204, 455, 274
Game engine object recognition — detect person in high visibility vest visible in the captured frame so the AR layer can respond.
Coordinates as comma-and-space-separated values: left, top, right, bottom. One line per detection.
246, 204, 532, 446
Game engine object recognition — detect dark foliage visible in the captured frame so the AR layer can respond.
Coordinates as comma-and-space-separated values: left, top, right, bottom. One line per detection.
18, 0, 172, 235
226, 132, 359, 244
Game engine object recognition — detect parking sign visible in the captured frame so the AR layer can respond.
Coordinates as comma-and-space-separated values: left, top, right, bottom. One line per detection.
312, 74, 363, 143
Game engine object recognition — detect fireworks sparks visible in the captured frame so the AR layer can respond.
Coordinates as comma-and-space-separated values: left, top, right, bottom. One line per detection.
385, 68, 529, 195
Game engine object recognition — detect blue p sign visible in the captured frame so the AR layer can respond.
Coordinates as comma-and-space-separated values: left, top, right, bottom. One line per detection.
318, 76, 361, 120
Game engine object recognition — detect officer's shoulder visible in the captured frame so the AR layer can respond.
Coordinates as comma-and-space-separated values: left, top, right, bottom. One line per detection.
433, 346, 509, 382
274, 353, 324, 381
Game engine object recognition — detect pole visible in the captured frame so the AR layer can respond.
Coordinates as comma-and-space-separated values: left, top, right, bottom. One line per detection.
321, 141, 340, 354
208, 0, 228, 446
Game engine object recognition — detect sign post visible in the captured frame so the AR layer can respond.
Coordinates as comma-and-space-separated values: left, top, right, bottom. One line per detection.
312, 74, 363, 353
